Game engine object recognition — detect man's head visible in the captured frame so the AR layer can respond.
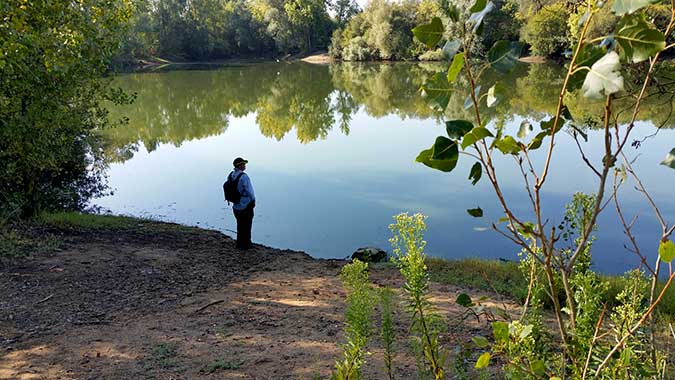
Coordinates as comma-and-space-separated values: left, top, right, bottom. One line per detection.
233, 157, 248, 170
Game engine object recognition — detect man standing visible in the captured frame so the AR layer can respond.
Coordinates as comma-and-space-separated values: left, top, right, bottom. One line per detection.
228, 157, 255, 250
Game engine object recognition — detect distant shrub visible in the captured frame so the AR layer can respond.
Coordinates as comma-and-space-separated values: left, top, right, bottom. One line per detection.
418, 48, 445, 61
329, 28, 344, 58
521, 3, 570, 57
568, 4, 618, 42
342, 37, 375, 61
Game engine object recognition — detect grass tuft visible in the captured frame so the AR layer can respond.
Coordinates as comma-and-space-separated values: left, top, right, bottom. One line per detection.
202, 358, 242, 373
147, 342, 181, 370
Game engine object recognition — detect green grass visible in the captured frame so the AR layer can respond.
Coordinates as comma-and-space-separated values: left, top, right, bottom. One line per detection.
147, 342, 182, 370
40, 212, 198, 234
427, 257, 529, 302
201, 358, 242, 373
427, 257, 675, 318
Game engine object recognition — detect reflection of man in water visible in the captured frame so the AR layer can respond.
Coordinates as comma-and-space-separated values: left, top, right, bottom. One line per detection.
229, 157, 255, 250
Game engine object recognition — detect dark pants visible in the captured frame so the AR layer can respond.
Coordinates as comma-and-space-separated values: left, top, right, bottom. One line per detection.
233, 202, 254, 249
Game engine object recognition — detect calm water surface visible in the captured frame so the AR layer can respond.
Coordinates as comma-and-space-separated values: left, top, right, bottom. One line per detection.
96, 62, 675, 274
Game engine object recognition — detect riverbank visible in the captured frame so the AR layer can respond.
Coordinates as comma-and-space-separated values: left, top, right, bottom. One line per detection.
121, 53, 547, 71
1, 213, 673, 379
0, 213, 516, 379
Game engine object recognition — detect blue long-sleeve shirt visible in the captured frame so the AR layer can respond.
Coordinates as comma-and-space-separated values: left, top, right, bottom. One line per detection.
230, 169, 255, 210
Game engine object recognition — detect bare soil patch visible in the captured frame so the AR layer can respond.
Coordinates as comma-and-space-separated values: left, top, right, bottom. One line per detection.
0, 222, 512, 379
300, 53, 333, 64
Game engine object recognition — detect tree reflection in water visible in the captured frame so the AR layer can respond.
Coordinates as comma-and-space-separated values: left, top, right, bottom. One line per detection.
104, 61, 675, 162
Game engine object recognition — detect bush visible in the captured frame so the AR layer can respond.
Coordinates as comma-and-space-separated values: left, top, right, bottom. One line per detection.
342, 36, 375, 61
568, 4, 618, 42
329, 28, 344, 58
521, 3, 571, 57
418, 48, 445, 61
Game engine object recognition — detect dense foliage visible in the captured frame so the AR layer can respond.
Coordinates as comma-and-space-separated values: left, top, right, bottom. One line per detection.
112, 0, 675, 65
406, 0, 675, 376
115, 0, 345, 64
0, 0, 132, 219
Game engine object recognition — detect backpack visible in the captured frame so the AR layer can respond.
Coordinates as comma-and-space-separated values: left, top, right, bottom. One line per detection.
223, 172, 244, 204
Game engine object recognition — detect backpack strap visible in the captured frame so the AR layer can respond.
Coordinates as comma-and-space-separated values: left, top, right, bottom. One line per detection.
229, 171, 244, 182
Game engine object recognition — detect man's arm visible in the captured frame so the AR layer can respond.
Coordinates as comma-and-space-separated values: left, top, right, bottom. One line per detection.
244, 174, 255, 201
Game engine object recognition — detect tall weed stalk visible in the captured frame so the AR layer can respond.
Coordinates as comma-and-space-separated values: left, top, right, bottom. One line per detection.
332, 259, 375, 380
390, 212, 446, 380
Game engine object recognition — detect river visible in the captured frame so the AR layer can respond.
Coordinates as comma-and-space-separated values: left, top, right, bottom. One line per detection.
95, 61, 675, 274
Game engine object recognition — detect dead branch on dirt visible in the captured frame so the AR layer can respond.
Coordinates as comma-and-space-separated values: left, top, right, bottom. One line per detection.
72, 320, 111, 325
193, 299, 225, 314
36, 294, 53, 305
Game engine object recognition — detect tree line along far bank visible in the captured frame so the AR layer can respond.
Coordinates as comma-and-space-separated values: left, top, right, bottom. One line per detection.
114, 0, 674, 66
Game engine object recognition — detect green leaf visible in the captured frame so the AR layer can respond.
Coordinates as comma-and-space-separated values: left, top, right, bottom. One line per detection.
470, 0, 487, 13
446, 120, 474, 139
541, 118, 563, 133
469, 162, 482, 185
472, 336, 490, 348
475, 352, 491, 369
519, 324, 533, 339
432, 136, 457, 160
613, 0, 652, 15
487, 41, 522, 74
518, 120, 533, 139
528, 131, 548, 150
530, 360, 546, 377
658, 240, 675, 263
456, 293, 473, 307
416, 137, 459, 172
447, 52, 465, 83
487, 83, 506, 107
615, 13, 665, 63
412, 17, 444, 49
661, 148, 675, 169
467, 207, 484, 217
468, 1, 495, 33
421, 72, 451, 111
443, 39, 462, 60
494, 136, 523, 155
582, 51, 624, 99
517, 222, 537, 238
568, 44, 606, 91
492, 321, 509, 343
461, 127, 493, 149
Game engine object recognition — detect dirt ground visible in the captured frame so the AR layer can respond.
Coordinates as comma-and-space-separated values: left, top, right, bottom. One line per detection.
0, 223, 514, 380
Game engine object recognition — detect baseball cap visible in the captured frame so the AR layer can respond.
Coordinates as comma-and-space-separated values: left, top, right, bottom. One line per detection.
233, 157, 248, 167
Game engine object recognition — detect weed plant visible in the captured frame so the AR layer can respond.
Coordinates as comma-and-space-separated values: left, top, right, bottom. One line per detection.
201, 358, 241, 373
390, 212, 447, 380
332, 259, 375, 380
